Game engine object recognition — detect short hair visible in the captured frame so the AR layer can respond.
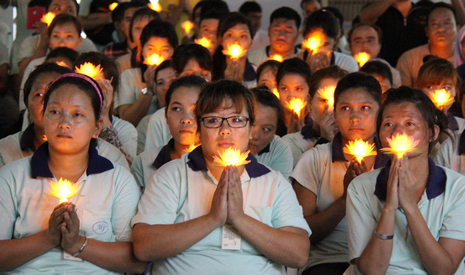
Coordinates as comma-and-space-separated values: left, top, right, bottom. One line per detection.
48, 13, 82, 37
251, 86, 283, 124
111, 2, 131, 23
45, 47, 79, 64
270, 7, 301, 29
347, 23, 383, 46
140, 19, 178, 50
303, 8, 339, 39
24, 63, 72, 108
46, 0, 79, 14
426, 2, 457, 25
200, 0, 229, 19
323, 6, 343, 34
199, 10, 223, 26
309, 65, 348, 98
276, 58, 312, 87
172, 44, 212, 75
334, 72, 382, 107
192, 1, 207, 22
415, 57, 458, 90
378, 87, 449, 153
195, 80, 256, 127
256, 60, 281, 82
74, 52, 120, 94
217, 12, 254, 39
360, 60, 393, 85
154, 60, 173, 81
129, 7, 160, 43
300, 0, 321, 9
239, 1, 261, 15
164, 75, 207, 115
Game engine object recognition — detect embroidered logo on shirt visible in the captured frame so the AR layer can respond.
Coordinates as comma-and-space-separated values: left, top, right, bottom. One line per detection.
92, 221, 109, 234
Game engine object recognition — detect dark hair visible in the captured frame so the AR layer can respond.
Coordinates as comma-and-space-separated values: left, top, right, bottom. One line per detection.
426, 2, 457, 25
323, 6, 343, 35
195, 80, 256, 128
270, 6, 301, 29
309, 65, 348, 98
129, 7, 160, 43
164, 75, 207, 116
199, 10, 223, 26
24, 63, 72, 108
251, 86, 283, 124
48, 13, 82, 37
172, 43, 212, 75
43, 74, 104, 120
199, 0, 229, 19
360, 61, 393, 85
415, 57, 458, 90
303, 8, 339, 39
239, 1, 261, 15
256, 60, 281, 82
192, 1, 207, 22
46, 0, 79, 14
140, 19, 178, 55
334, 72, 382, 107
111, 2, 130, 23
74, 52, 120, 94
300, 0, 321, 9
154, 60, 173, 81
378, 87, 449, 153
347, 23, 383, 46
276, 58, 312, 87
45, 47, 79, 64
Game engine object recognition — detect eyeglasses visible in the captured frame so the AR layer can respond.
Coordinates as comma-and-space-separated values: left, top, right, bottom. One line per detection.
200, 116, 250, 128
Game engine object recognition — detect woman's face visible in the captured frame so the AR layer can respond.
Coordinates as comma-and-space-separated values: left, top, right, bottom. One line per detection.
334, 88, 379, 142
278, 73, 309, 113
248, 103, 278, 154
421, 78, 456, 113
49, 23, 83, 50
44, 84, 101, 154
154, 66, 177, 107
305, 28, 336, 54
180, 59, 212, 82
166, 86, 199, 147
221, 23, 252, 53
199, 99, 251, 161
142, 37, 174, 62
28, 72, 62, 129
258, 67, 277, 91
310, 77, 338, 126
379, 102, 436, 158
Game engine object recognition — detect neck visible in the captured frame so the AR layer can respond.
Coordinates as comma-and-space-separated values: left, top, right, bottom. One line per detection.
33, 124, 46, 150
171, 142, 190, 160
429, 42, 455, 59
47, 145, 90, 183
269, 46, 294, 58
394, 1, 412, 17
311, 122, 321, 136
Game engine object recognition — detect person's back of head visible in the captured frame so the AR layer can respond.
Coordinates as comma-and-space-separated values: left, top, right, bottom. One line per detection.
200, 0, 229, 19
360, 61, 393, 85
45, 47, 79, 68
304, 8, 340, 39
239, 1, 261, 16
140, 19, 178, 50
276, 57, 312, 86
172, 43, 212, 75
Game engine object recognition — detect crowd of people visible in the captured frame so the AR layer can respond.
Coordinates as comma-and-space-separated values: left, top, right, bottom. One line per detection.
0, 0, 465, 274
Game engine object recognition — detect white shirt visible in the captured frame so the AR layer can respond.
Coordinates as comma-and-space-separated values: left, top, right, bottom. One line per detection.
255, 135, 293, 180
144, 107, 171, 152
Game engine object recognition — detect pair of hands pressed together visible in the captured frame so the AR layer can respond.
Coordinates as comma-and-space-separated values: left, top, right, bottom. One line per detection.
305, 50, 330, 73
224, 58, 246, 84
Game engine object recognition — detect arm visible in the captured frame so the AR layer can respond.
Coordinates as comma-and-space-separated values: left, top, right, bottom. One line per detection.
117, 95, 153, 126
18, 23, 49, 81
359, 0, 396, 25
451, 0, 465, 27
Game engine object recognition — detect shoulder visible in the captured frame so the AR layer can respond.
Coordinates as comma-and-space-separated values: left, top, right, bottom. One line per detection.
300, 142, 332, 161
112, 117, 137, 138
270, 135, 291, 153
398, 44, 429, 61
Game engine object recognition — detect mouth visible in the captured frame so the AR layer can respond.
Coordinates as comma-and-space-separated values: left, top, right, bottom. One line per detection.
218, 141, 234, 148
56, 133, 72, 139
179, 128, 195, 134
349, 127, 364, 131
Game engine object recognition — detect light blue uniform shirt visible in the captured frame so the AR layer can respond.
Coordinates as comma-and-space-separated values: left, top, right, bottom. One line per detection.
255, 135, 293, 180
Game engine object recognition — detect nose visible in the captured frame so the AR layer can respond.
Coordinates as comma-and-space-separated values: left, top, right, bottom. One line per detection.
219, 119, 231, 135
58, 113, 71, 129
180, 112, 194, 125
349, 110, 361, 123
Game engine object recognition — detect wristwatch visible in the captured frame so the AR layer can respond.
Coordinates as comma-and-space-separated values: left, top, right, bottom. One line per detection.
141, 87, 154, 96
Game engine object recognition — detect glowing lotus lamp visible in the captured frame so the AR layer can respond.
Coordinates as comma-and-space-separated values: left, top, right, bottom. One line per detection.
41, 12, 55, 26
195, 37, 211, 49
182, 20, 194, 36
380, 133, 421, 158
144, 53, 165, 66
75, 62, 105, 81
148, 1, 162, 12
272, 88, 280, 99
270, 54, 283, 62
213, 147, 251, 167
343, 139, 377, 164
354, 52, 370, 67
431, 89, 454, 110
286, 98, 306, 118
303, 31, 324, 53
318, 86, 335, 111
48, 178, 81, 203
109, 2, 119, 11
224, 44, 244, 60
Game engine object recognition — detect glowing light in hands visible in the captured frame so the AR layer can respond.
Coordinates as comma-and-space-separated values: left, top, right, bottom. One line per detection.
148, 0, 162, 12
109, 2, 118, 11
223, 44, 244, 60
318, 86, 335, 111
182, 21, 194, 35
195, 37, 211, 49
303, 31, 324, 53
270, 54, 283, 62
380, 133, 421, 158
431, 89, 454, 110
213, 148, 251, 167
41, 12, 55, 26
286, 98, 306, 118
75, 62, 105, 81
144, 53, 165, 66
272, 88, 280, 99
48, 178, 81, 203
354, 52, 370, 67
343, 139, 377, 164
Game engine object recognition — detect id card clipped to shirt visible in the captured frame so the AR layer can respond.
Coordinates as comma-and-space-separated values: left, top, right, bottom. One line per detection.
221, 223, 241, 250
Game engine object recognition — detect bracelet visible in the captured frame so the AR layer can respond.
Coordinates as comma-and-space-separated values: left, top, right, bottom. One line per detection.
374, 230, 394, 240
73, 236, 88, 257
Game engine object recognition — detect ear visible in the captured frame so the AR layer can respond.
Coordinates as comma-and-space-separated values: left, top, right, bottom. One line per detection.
93, 118, 103, 139
430, 125, 440, 142
77, 35, 83, 47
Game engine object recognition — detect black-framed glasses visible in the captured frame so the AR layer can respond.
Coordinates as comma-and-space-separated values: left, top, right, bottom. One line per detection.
200, 116, 250, 128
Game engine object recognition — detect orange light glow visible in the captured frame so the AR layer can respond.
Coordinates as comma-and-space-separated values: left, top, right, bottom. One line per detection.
182, 20, 194, 35
354, 52, 370, 67
56, 61, 68, 68
43, 135, 48, 141
318, 86, 335, 111
431, 89, 454, 110
213, 147, 251, 167
223, 44, 244, 60
75, 62, 105, 81
270, 54, 283, 62
183, 144, 199, 154
144, 53, 165, 66
272, 88, 280, 99
380, 133, 421, 158
195, 37, 211, 49
109, 2, 118, 11
343, 139, 377, 164
148, 2, 162, 12
41, 12, 55, 26
303, 31, 324, 53
48, 178, 81, 203
286, 98, 306, 118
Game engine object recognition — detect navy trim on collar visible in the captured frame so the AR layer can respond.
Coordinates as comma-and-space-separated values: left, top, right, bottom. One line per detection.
130, 46, 139, 68
31, 142, 114, 178
374, 158, 446, 201
265, 46, 300, 58
458, 128, 465, 154
20, 123, 37, 152
153, 139, 174, 169
243, 59, 256, 82
187, 146, 271, 178
301, 123, 319, 140
257, 142, 271, 156
448, 113, 459, 131
329, 52, 335, 66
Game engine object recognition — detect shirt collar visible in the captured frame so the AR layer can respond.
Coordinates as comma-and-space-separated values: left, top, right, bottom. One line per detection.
243, 59, 256, 82
374, 158, 446, 201
152, 139, 174, 169
31, 142, 114, 178
265, 46, 300, 58
187, 146, 271, 178
458, 129, 465, 154
448, 113, 459, 131
20, 123, 36, 152
257, 142, 271, 156
300, 122, 319, 140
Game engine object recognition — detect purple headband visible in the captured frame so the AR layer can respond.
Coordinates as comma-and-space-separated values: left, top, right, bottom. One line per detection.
46, 73, 104, 111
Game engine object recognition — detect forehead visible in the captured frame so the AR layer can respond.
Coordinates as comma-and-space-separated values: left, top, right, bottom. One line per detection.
204, 98, 247, 116
429, 7, 455, 21
124, 7, 139, 18
280, 73, 307, 85
156, 67, 176, 79
383, 101, 421, 118
50, 0, 75, 7
145, 36, 170, 45
337, 87, 377, 103
48, 84, 93, 104
200, 18, 219, 27
271, 18, 297, 28
51, 23, 79, 33
352, 25, 378, 39
225, 23, 249, 33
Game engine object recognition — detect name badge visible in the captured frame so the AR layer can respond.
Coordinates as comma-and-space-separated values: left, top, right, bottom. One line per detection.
221, 223, 241, 250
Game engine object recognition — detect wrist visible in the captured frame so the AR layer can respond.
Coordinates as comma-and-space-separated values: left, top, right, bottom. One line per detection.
68, 235, 87, 256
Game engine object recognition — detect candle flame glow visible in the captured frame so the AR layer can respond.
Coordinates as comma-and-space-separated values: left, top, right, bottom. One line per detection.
48, 178, 81, 203
144, 53, 165, 66
354, 52, 370, 67
182, 20, 194, 35
56, 61, 68, 68
318, 86, 335, 111
183, 144, 199, 154
431, 89, 454, 109
380, 133, 421, 158
109, 2, 118, 11
272, 88, 280, 99
41, 12, 55, 26
148, 2, 162, 12
75, 62, 105, 81
303, 31, 324, 53
343, 139, 377, 164
213, 147, 251, 167
286, 98, 306, 118
195, 37, 211, 49
224, 44, 244, 59
270, 54, 283, 62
